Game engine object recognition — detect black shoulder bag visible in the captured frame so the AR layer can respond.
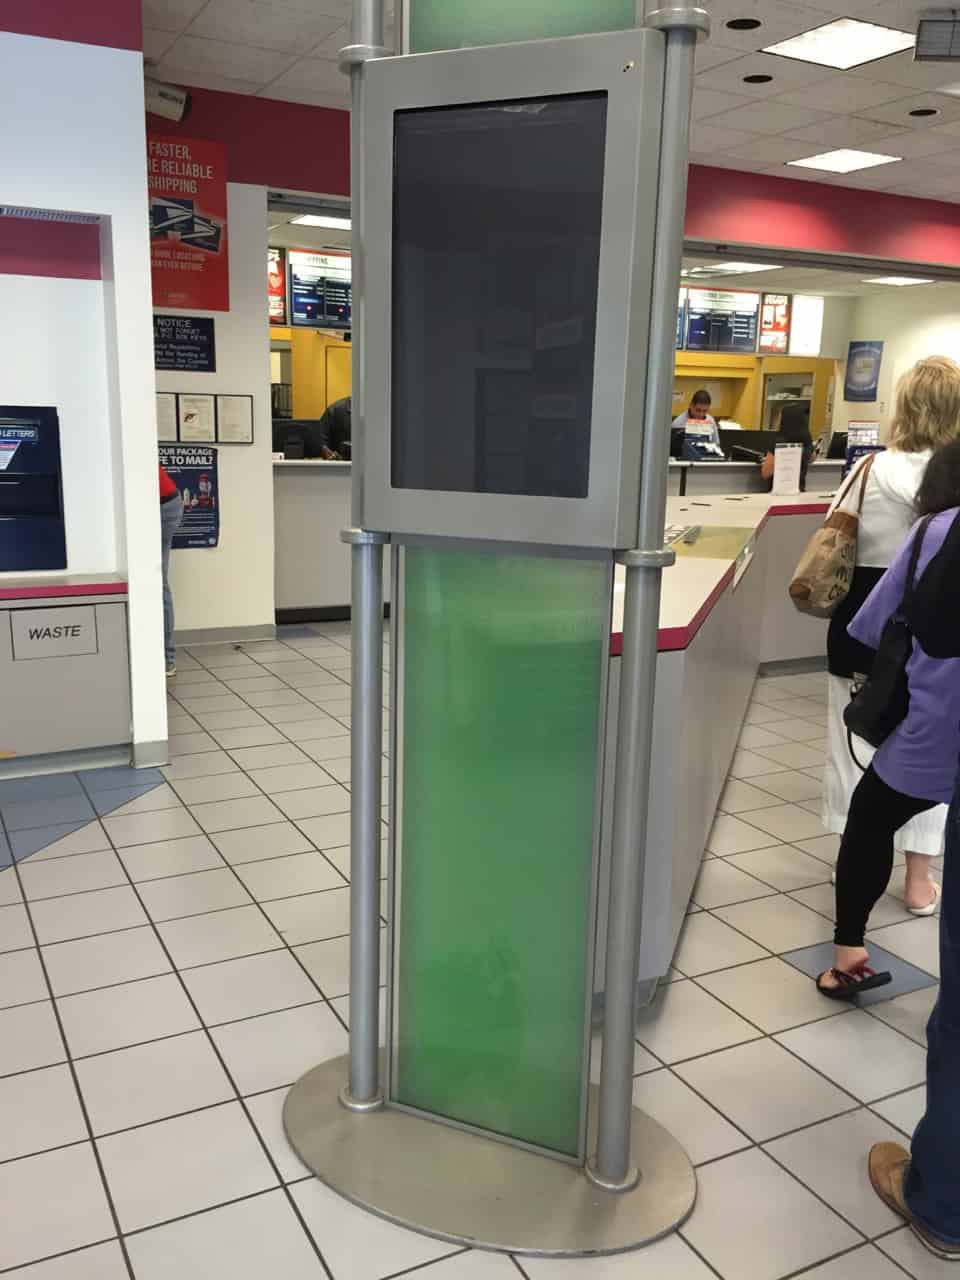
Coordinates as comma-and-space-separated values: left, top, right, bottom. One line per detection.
843, 516, 933, 764
908, 509, 960, 659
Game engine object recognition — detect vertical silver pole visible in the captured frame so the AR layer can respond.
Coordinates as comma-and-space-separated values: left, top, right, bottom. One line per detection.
590, 7, 707, 1191
338, 0, 390, 1113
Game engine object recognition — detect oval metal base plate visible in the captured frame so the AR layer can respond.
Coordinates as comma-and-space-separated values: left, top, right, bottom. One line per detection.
283, 1056, 696, 1257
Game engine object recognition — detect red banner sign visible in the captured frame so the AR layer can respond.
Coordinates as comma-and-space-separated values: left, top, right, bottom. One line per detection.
759, 293, 791, 354
148, 133, 229, 311
268, 247, 286, 324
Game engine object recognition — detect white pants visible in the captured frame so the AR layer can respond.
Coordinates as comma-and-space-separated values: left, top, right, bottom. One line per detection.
822, 673, 946, 856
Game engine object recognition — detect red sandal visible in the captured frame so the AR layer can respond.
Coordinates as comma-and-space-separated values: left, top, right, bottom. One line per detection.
816, 963, 892, 1001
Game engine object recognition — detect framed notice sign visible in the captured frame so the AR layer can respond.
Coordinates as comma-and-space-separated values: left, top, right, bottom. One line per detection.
216, 395, 254, 444
178, 393, 216, 443
156, 393, 177, 441
759, 294, 791, 354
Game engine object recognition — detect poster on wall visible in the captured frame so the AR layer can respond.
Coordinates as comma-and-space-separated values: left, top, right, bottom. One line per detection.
844, 341, 884, 402
148, 134, 229, 311
268, 248, 287, 325
759, 294, 791, 354
289, 249, 352, 328
159, 444, 219, 548
153, 315, 216, 372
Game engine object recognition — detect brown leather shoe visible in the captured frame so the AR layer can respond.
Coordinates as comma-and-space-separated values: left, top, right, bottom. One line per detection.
869, 1142, 960, 1261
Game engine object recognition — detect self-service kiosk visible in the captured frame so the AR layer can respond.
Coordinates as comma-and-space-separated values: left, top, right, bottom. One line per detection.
284, 2, 709, 1258
0, 406, 67, 571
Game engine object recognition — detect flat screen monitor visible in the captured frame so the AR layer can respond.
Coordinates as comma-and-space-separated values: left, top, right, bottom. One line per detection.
390, 92, 607, 499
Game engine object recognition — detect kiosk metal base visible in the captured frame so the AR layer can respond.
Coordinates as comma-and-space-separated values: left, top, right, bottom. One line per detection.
283, 1056, 696, 1257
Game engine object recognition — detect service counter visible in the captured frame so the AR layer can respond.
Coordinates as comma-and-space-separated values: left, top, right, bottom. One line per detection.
597, 491, 833, 1001
668, 458, 843, 497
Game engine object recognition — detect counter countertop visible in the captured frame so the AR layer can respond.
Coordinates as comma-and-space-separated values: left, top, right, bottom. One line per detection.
615, 491, 833, 655
668, 459, 841, 471
273, 459, 351, 471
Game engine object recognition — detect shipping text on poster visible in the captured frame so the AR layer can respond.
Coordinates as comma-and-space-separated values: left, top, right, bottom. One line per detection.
148, 134, 230, 311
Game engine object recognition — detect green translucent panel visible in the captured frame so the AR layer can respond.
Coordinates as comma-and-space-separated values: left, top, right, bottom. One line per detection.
408, 0, 636, 52
393, 547, 609, 1155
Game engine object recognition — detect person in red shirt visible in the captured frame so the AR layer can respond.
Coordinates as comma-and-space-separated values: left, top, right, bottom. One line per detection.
159, 465, 183, 676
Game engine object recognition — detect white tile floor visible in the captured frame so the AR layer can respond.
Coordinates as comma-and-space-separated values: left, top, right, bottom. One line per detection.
0, 639, 944, 1279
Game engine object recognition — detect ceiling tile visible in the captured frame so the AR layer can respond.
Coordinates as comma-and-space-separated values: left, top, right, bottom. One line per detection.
861, 91, 960, 129
691, 87, 754, 121
718, 100, 836, 136
143, 27, 179, 61
264, 55, 345, 96
261, 84, 348, 109
698, 51, 832, 98
848, 49, 957, 91
866, 126, 960, 157
773, 75, 914, 114
690, 123, 760, 152
699, 0, 841, 52
157, 34, 297, 82
696, 41, 744, 73
783, 116, 909, 148
152, 67, 264, 95
142, 0, 209, 34
720, 135, 828, 165
310, 23, 350, 60
186, 0, 343, 55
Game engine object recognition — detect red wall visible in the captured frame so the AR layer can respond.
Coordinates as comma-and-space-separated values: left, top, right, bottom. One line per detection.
0, 218, 101, 280
149, 89, 351, 195
0, 0, 141, 52
686, 166, 960, 268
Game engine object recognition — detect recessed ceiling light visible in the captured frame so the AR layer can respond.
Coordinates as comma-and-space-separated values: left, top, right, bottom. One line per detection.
684, 262, 782, 277
726, 18, 762, 31
909, 107, 939, 117
788, 148, 902, 173
862, 276, 935, 286
743, 74, 773, 83
763, 18, 915, 70
291, 214, 351, 229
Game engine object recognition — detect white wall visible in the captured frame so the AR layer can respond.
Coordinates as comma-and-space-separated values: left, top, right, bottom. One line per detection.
0, 32, 164, 756
160, 183, 275, 635
818, 295, 856, 360
833, 282, 960, 437
0, 276, 117, 573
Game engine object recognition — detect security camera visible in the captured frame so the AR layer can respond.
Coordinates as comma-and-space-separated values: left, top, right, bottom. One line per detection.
145, 76, 191, 123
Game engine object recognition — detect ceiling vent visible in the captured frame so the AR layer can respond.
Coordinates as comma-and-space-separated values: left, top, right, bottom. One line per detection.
915, 9, 960, 60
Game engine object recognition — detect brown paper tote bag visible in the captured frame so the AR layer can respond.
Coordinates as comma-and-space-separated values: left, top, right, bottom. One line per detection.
788, 453, 876, 619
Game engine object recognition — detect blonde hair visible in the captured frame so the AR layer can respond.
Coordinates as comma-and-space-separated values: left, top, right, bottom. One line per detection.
889, 356, 960, 453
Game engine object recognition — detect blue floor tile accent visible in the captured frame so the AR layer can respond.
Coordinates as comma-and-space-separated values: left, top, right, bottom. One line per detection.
0, 830, 11, 869
91, 782, 166, 817
77, 766, 164, 793
783, 940, 938, 1004
0, 773, 85, 804
2, 793, 95, 833
10, 820, 91, 861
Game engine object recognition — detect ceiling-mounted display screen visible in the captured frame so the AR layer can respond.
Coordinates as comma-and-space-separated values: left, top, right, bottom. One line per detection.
391, 93, 607, 499
686, 288, 760, 354
289, 249, 352, 329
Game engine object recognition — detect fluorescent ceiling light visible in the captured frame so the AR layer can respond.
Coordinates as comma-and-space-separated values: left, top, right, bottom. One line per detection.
291, 214, 351, 229
862, 275, 935, 286
788, 149, 902, 173
683, 262, 782, 278
763, 18, 915, 70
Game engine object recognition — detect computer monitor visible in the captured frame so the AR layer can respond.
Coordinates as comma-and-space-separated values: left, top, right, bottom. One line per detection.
718, 428, 782, 460
271, 419, 325, 458
669, 426, 687, 459
827, 431, 848, 460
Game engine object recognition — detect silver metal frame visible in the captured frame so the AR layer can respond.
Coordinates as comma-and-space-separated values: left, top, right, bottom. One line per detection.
384, 536, 615, 1164
358, 29, 664, 549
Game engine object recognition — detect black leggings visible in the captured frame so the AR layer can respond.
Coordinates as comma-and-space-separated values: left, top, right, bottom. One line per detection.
835, 765, 937, 948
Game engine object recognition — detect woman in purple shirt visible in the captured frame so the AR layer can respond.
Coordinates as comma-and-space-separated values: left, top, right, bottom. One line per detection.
818, 446, 960, 997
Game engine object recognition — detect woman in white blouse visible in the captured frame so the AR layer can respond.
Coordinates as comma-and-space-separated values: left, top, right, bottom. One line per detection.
824, 356, 960, 913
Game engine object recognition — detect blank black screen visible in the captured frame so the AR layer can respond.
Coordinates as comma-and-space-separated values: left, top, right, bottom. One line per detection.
391, 93, 607, 498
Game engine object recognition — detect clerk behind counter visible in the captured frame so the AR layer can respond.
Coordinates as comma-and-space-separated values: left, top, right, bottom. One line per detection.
672, 388, 723, 460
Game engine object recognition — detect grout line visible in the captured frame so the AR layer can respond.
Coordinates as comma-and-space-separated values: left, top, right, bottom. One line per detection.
380, 1248, 472, 1279
0, 1236, 122, 1278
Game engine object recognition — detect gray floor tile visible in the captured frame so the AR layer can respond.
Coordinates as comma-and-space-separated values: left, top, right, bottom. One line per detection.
294, 1179, 454, 1280
171, 773, 260, 805
245, 688, 314, 709
247, 762, 340, 796
698, 957, 851, 1034
194, 709, 269, 731
98, 1100, 277, 1233
766, 1109, 907, 1236
168, 731, 219, 757
138, 868, 253, 922
57, 973, 200, 1059
790, 1246, 911, 1280
211, 1002, 348, 1095
295, 811, 351, 851
227, 743, 310, 770
0, 948, 47, 1009
283, 721, 351, 747
118, 833, 225, 882
737, 725, 791, 751
681, 1148, 859, 1280
189, 795, 285, 835
272, 784, 351, 821
82, 767, 164, 794
789, 882, 912, 930
210, 821, 314, 865
30, 886, 148, 946
182, 949, 320, 1025
630, 1069, 750, 1166
714, 896, 833, 952
17, 849, 127, 902
75, 1030, 233, 1135
316, 755, 351, 783
10, 822, 89, 862
673, 912, 769, 976
209, 725, 288, 750
879, 1227, 960, 1280
294, 931, 386, 1000
0, 1142, 115, 1271
634, 979, 760, 1064
102, 807, 200, 849
174, 694, 247, 715
264, 703, 338, 725
125, 1189, 327, 1280
0, 901, 34, 951
0, 1000, 65, 1075
234, 850, 344, 902
872, 1085, 926, 1137
868, 917, 941, 977
718, 778, 783, 814
219, 674, 289, 693
93, 783, 183, 818
157, 904, 282, 969
726, 844, 831, 893
784, 940, 938, 1006
3, 1239, 130, 1279
707, 813, 780, 856
161, 752, 241, 783
739, 802, 828, 844
729, 749, 789, 779
244, 1089, 313, 1182
42, 927, 171, 998
757, 719, 826, 745
18, 821, 110, 862
794, 833, 841, 864
2, 793, 95, 833
0, 1063, 86, 1163
524, 1236, 720, 1278
691, 859, 776, 909
676, 1038, 854, 1142
868, 985, 938, 1045
262, 886, 351, 946
776, 1010, 927, 1102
